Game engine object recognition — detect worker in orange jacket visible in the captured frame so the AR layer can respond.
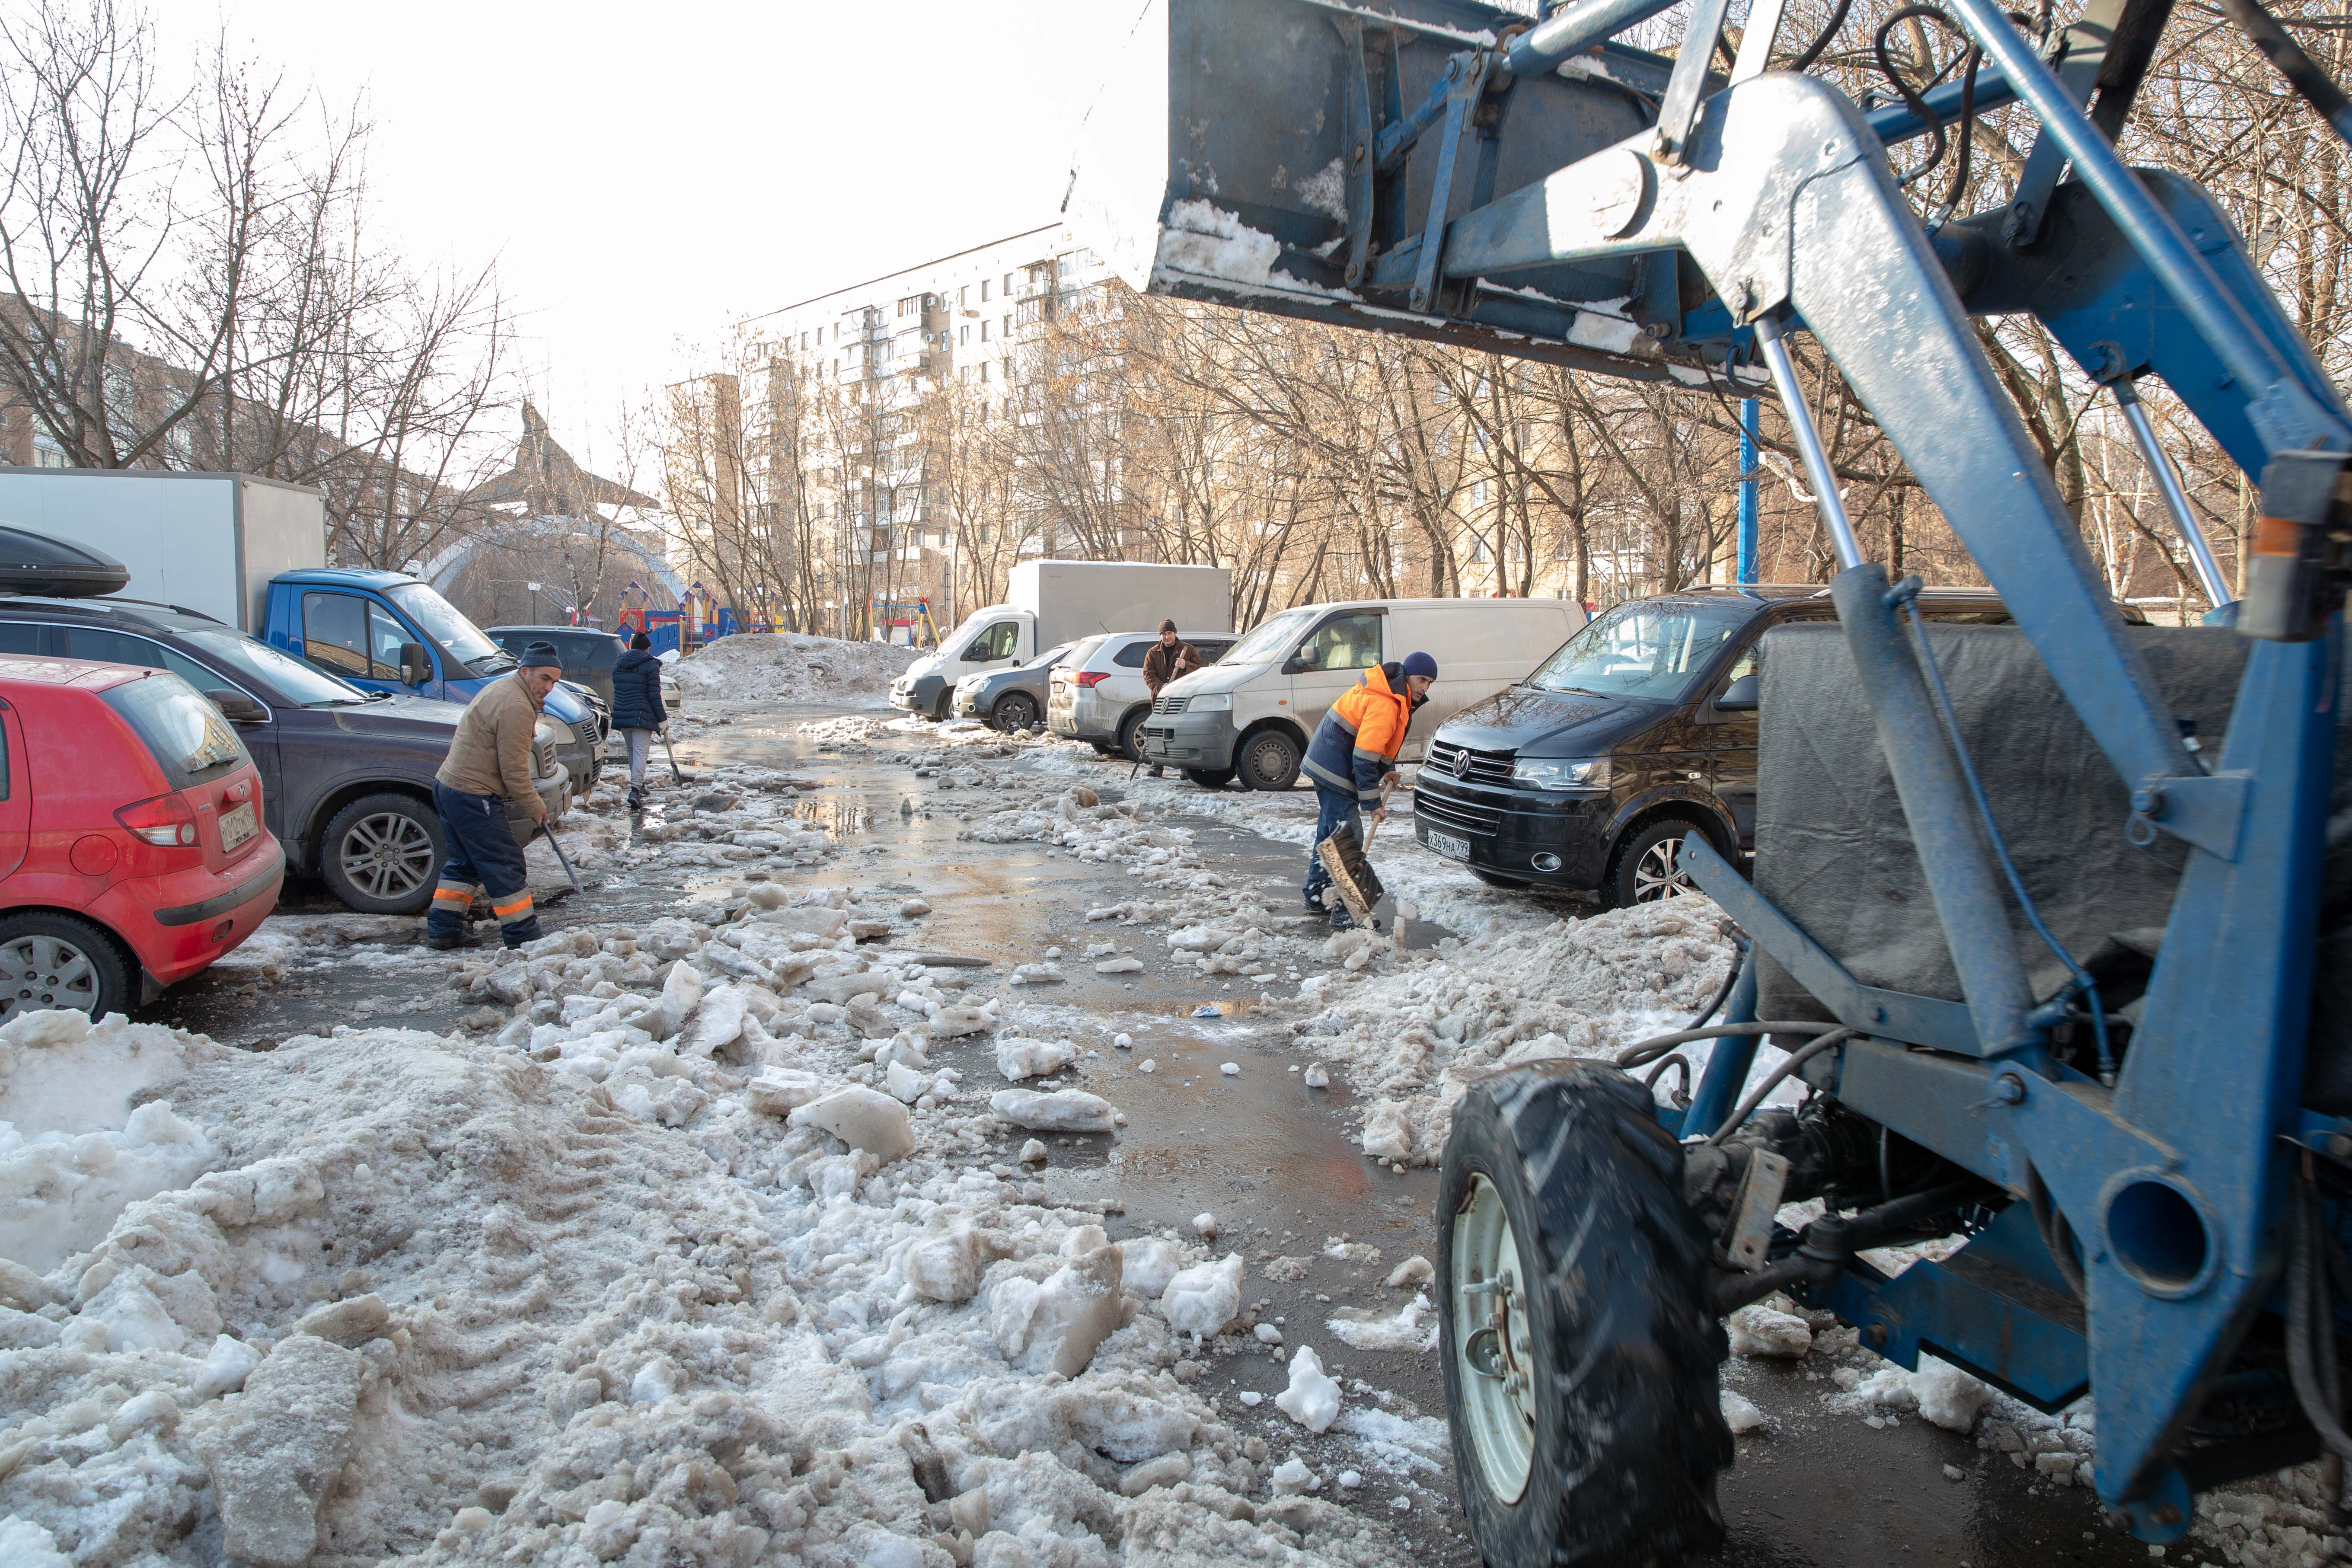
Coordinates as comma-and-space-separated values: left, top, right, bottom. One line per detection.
1301, 651, 1437, 925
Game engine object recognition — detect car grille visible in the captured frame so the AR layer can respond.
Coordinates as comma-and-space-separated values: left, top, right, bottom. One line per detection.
572, 716, 603, 748
1153, 693, 1188, 716
1413, 786, 1503, 837
1425, 738, 1516, 787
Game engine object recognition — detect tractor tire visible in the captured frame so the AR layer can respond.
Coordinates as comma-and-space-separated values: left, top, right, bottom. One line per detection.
1606, 815, 1705, 908
992, 692, 1040, 733
1439, 1060, 1732, 1568
1237, 728, 1302, 792
1183, 767, 1236, 789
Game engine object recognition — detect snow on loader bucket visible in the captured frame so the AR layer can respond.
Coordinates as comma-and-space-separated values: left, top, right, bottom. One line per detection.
1072, 0, 2352, 1559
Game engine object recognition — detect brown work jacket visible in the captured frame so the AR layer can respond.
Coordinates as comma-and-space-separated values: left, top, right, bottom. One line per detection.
1142, 639, 1201, 696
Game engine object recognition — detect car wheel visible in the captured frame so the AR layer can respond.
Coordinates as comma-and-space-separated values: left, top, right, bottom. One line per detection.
1607, 817, 1705, 908
1471, 868, 1530, 889
1116, 709, 1149, 763
933, 691, 954, 721
993, 692, 1040, 733
322, 792, 444, 916
1183, 767, 1236, 789
1440, 1062, 1732, 1568
0, 911, 134, 1023
1238, 728, 1302, 792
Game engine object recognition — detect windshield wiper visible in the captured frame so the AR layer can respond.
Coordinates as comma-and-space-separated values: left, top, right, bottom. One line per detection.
302, 697, 370, 708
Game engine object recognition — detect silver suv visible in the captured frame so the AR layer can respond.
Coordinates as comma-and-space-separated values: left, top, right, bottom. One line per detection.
1047, 632, 1235, 760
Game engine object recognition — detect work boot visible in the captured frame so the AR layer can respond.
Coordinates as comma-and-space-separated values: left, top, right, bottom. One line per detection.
1328, 907, 1356, 931
424, 931, 480, 952
627, 786, 645, 811
1302, 889, 1325, 915
1147, 765, 1165, 778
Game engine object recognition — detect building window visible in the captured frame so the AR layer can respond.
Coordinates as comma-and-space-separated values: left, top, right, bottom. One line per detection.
980, 362, 990, 383
1002, 314, 1012, 337
980, 320, 991, 343
959, 325, 969, 345
1003, 273, 1015, 294
981, 278, 992, 302
959, 285, 969, 306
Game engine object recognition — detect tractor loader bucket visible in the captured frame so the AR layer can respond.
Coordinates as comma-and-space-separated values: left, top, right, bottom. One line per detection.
1065, 0, 1720, 380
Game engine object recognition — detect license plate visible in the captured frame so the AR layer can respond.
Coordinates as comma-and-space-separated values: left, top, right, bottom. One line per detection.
218, 801, 258, 852
1425, 828, 1471, 862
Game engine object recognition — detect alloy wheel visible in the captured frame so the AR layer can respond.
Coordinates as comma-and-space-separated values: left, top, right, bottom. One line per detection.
341, 811, 437, 901
1632, 833, 1697, 902
0, 932, 99, 1022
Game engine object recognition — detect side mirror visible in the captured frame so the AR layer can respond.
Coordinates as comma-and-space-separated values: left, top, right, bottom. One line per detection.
1714, 673, 1760, 712
399, 641, 430, 686
204, 689, 268, 724
1281, 653, 1308, 675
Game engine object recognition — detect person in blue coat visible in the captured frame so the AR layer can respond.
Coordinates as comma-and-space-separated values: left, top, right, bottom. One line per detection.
611, 632, 669, 810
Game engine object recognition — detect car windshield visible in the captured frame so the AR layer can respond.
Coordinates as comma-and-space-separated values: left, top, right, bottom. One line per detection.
183, 629, 377, 706
386, 581, 502, 667
1526, 598, 1754, 702
1025, 642, 1075, 671
1222, 607, 1317, 666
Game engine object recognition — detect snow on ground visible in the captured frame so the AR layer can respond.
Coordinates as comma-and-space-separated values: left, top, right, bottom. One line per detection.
671, 634, 921, 708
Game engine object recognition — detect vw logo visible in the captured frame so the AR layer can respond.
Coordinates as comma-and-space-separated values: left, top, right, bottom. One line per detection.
1452, 749, 1471, 778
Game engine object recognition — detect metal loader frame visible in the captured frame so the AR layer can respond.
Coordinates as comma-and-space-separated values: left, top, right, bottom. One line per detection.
1085, 0, 2352, 1539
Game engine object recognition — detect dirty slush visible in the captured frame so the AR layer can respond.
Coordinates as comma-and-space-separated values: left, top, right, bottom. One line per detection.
0, 635, 2336, 1568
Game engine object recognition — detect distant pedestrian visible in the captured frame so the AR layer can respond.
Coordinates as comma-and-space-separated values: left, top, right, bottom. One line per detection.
612, 631, 669, 811
426, 641, 560, 950
1140, 618, 1200, 778
1301, 651, 1436, 926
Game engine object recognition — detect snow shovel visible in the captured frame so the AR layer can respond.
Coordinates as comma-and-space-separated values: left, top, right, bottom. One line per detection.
540, 823, 584, 896
658, 724, 686, 785
1315, 779, 1398, 931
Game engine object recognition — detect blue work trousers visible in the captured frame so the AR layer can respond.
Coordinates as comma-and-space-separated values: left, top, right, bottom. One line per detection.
1303, 782, 1363, 910
425, 781, 543, 947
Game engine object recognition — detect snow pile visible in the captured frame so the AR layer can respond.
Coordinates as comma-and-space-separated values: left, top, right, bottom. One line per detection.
0, 1009, 223, 1272
1280, 899, 1739, 1164
671, 632, 920, 706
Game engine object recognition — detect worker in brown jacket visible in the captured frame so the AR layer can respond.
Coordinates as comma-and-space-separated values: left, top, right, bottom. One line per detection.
1140, 618, 1200, 778
425, 642, 559, 949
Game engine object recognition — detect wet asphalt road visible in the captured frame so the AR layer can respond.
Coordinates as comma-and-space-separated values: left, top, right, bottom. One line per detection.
150, 704, 2157, 1568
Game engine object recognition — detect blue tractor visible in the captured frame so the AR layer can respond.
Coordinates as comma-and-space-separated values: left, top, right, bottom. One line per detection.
1079, 0, 2352, 1558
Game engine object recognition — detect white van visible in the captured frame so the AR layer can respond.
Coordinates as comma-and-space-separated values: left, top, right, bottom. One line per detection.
1138, 597, 1586, 790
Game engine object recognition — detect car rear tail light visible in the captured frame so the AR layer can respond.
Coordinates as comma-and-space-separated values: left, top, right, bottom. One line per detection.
1074, 671, 1110, 688
115, 792, 199, 847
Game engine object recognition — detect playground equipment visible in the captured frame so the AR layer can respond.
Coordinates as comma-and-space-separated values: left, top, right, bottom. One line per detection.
1075, 0, 2352, 1556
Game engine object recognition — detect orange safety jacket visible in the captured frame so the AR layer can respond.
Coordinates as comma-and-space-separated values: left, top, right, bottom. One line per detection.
1302, 664, 1415, 806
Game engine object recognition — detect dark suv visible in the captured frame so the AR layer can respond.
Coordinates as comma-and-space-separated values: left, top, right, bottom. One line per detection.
1411, 585, 2125, 906
0, 598, 569, 915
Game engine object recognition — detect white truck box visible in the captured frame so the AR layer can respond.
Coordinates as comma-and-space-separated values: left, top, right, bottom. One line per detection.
892, 559, 1233, 717
0, 468, 326, 632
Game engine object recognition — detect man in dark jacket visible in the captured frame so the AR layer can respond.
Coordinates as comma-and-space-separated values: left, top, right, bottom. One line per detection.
1140, 619, 1200, 778
612, 632, 669, 810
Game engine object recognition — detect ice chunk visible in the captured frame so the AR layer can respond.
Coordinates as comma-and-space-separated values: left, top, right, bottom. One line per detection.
1727, 1304, 1813, 1358
1019, 1138, 1048, 1163
194, 1332, 262, 1399
1113, 1032, 1133, 1049
1326, 1295, 1437, 1352
195, 1333, 364, 1568
1303, 1063, 1330, 1089
1219, 1061, 1240, 1076
1385, 1255, 1435, 1289
1192, 1211, 1217, 1237
884, 1060, 928, 1104
1120, 1452, 1192, 1496
1910, 1354, 1993, 1432
989, 1087, 1119, 1132
1276, 1344, 1342, 1432
1162, 1253, 1244, 1337
1122, 1236, 1182, 1297
788, 1085, 916, 1162
1254, 1322, 1284, 1344
1095, 957, 1144, 974
746, 1070, 825, 1116
0, 1518, 69, 1568
1360, 1102, 1413, 1162
1270, 1456, 1318, 1495
995, 1035, 1077, 1081
902, 1223, 1010, 1305
1721, 1389, 1766, 1434
989, 1236, 1123, 1376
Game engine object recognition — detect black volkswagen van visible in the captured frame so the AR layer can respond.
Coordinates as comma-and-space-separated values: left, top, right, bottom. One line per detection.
1409, 584, 2117, 906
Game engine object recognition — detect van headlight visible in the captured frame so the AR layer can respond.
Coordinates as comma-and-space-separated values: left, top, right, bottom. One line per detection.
1187, 693, 1233, 711
534, 716, 566, 750
1511, 757, 1609, 791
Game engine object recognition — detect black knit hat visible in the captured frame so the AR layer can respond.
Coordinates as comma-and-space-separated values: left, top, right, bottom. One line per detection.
520, 640, 563, 670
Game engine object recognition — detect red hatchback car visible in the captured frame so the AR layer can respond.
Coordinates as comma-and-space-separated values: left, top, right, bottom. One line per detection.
0, 655, 283, 1022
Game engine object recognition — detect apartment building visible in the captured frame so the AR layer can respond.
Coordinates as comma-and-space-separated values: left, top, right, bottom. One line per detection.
722, 224, 1114, 636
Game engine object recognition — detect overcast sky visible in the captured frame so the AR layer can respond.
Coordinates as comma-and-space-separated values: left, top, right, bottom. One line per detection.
156, 0, 1143, 459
